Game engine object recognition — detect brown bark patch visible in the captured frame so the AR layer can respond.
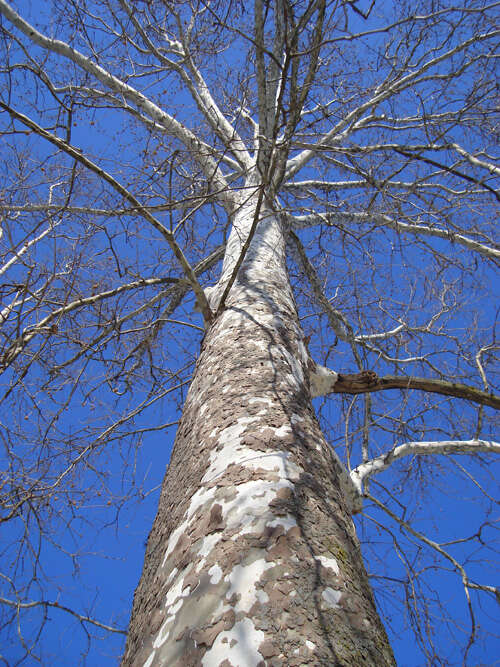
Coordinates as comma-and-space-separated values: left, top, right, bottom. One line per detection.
190, 610, 236, 648
171, 532, 192, 569
259, 639, 280, 658
206, 503, 224, 533
266, 534, 293, 560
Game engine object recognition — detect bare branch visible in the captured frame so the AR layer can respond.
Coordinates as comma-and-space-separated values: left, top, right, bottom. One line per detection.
290, 211, 500, 261
352, 440, 500, 493
310, 367, 500, 410
0, 101, 214, 322
0, 596, 126, 634
0, 0, 234, 199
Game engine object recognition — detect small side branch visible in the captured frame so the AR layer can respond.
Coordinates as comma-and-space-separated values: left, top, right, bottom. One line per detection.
365, 492, 499, 657
0, 595, 126, 634
290, 230, 355, 343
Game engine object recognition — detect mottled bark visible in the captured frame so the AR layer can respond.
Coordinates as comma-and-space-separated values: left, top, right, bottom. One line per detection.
123, 199, 395, 666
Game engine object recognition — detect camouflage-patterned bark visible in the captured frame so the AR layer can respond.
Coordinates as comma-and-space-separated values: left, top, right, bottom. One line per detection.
123, 198, 395, 666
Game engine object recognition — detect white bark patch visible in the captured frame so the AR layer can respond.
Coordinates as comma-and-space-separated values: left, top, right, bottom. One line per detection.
204, 432, 303, 486
187, 486, 218, 520
251, 338, 271, 352
310, 365, 339, 398
208, 564, 223, 585
152, 569, 194, 649
178, 482, 279, 576
202, 417, 261, 483
162, 449, 303, 573
279, 347, 305, 384
298, 339, 309, 366
222, 479, 292, 530
152, 614, 173, 649
225, 558, 275, 613
290, 413, 304, 424
193, 477, 293, 574
316, 555, 340, 575
202, 617, 265, 667
193, 478, 296, 578
161, 484, 218, 567
273, 423, 292, 437
248, 397, 274, 406
256, 589, 269, 604
143, 651, 155, 667
196, 532, 223, 565
164, 573, 191, 613
267, 514, 298, 531
162, 521, 189, 567
306, 640, 316, 651
322, 587, 342, 609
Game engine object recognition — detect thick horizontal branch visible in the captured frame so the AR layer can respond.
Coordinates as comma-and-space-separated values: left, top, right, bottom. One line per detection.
284, 178, 485, 197
310, 367, 500, 410
352, 440, 500, 493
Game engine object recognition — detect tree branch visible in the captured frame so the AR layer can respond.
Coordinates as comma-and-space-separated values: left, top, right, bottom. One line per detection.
310, 366, 500, 409
0, 0, 233, 201
0, 101, 214, 323
351, 439, 500, 493
0, 596, 126, 634
290, 211, 500, 261
285, 28, 499, 180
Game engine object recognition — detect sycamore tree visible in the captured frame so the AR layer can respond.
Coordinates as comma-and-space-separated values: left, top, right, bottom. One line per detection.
0, 0, 498, 664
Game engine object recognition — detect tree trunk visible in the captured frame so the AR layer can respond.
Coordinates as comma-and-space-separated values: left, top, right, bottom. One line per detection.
122, 198, 395, 666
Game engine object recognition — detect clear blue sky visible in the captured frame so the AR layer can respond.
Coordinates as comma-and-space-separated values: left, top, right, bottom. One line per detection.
0, 1, 498, 665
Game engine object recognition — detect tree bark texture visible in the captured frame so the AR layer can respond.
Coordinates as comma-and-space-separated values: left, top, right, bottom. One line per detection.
122, 199, 395, 666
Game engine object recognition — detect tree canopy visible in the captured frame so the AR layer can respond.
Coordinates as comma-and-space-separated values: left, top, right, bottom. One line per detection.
0, 0, 498, 664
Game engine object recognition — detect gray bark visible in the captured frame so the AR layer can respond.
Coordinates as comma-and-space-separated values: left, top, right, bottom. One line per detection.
123, 198, 395, 666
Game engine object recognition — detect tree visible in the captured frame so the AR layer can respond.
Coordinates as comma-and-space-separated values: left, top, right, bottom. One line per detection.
0, 0, 498, 664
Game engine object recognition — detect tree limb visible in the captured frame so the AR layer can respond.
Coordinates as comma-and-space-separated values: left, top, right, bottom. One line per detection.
290, 211, 500, 261
352, 439, 500, 493
0, 596, 126, 634
310, 366, 500, 409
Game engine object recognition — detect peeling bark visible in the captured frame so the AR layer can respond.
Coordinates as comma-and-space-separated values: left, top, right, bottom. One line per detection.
123, 201, 394, 666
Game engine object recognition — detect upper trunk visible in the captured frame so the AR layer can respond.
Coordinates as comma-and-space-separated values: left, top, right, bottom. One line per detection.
122, 197, 395, 666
